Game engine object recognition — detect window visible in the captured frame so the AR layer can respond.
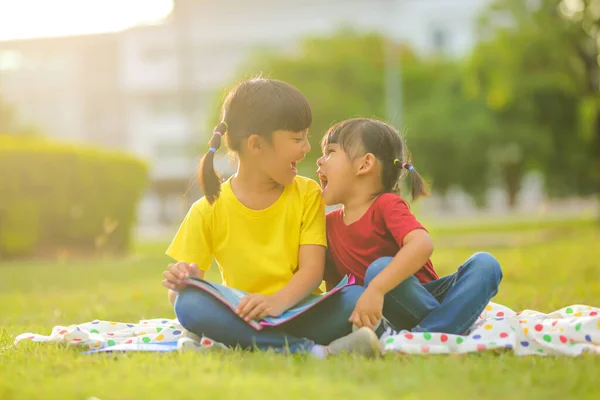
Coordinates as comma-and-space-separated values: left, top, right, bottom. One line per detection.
431, 27, 448, 53
0, 50, 23, 71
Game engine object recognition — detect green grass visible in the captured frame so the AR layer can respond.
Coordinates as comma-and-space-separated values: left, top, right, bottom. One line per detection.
1, 219, 600, 399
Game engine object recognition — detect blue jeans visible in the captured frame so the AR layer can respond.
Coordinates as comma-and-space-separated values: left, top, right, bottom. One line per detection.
174, 285, 365, 353
366, 252, 502, 335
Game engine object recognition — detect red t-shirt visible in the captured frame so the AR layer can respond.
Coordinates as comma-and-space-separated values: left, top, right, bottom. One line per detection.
325, 193, 439, 286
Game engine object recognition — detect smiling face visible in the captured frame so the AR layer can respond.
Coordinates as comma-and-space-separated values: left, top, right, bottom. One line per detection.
258, 129, 311, 186
316, 143, 357, 206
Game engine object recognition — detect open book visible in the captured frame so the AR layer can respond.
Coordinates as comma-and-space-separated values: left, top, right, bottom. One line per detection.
182, 275, 355, 330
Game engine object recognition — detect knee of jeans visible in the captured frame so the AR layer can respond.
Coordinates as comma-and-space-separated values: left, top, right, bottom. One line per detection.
174, 287, 205, 330
365, 256, 394, 285
339, 285, 365, 313
471, 252, 503, 285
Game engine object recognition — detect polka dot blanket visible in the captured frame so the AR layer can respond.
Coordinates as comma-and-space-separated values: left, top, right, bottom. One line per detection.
382, 302, 600, 356
13, 302, 600, 356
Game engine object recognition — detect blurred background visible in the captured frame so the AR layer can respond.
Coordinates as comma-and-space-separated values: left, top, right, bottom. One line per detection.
1, 0, 599, 259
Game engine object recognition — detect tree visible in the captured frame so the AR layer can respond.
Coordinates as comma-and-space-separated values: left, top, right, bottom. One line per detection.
471, 0, 600, 204
222, 30, 505, 207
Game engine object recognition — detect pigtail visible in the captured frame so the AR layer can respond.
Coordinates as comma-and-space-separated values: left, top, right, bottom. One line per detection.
394, 159, 430, 201
199, 122, 228, 204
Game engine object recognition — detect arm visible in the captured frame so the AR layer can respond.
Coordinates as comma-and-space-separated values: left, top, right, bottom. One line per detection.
271, 244, 326, 311
164, 200, 213, 307
366, 229, 433, 295
349, 195, 433, 328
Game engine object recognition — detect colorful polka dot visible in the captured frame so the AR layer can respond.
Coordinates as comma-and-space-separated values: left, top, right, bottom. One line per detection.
440, 334, 448, 343
496, 312, 504, 317
524, 327, 529, 335
576, 323, 582, 331
421, 345, 430, 353
405, 333, 414, 340
500, 332, 509, 338
552, 321, 558, 326
91, 321, 99, 324
534, 324, 543, 332
543, 335, 551, 342
161, 320, 168, 324
423, 333, 432, 340
574, 312, 582, 317
477, 344, 486, 351
456, 337, 464, 344
473, 335, 481, 340
585, 335, 592, 342
156, 327, 163, 333
537, 349, 544, 353
590, 311, 598, 316
107, 339, 115, 346
90, 329, 99, 334
110, 322, 117, 325
173, 330, 182, 335
560, 336, 567, 343
125, 339, 133, 344
505, 344, 513, 349
484, 324, 493, 330
142, 337, 151, 343
565, 308, 573, 314
485, 305, 492, 311
521, 341, 529, 347
386, 337, 394, 344
489, 342, 497, 346
156, 334, 164, 341
127, 324, 134, 328
201, 339, 213, 346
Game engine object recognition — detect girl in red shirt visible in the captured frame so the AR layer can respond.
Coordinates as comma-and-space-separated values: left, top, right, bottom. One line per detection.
316, 117, 503, 335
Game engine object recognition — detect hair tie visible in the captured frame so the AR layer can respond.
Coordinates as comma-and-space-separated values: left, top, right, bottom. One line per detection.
221, 121, 228, 132
213, 132, 222, 136
209, 147, 217, 153
394, 159, 415, 171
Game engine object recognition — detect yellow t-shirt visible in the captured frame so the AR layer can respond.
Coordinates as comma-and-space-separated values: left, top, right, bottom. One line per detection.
165, 175, 327, 295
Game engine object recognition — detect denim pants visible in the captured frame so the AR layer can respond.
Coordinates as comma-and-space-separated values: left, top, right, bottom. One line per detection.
174, 284, 365, 353
367, 252, 503, 335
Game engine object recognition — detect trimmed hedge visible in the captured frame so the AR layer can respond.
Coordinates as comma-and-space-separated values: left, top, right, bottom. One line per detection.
0, 135, 149, 258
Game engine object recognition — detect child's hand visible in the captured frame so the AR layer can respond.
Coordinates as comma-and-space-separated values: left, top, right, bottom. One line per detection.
349, 288, 384, 330
162, 262, 200, 292
236, 294, 285, 322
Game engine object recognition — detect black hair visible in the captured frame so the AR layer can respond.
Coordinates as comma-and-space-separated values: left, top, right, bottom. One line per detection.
199, 78, 312, 204
321, 118, 430, 200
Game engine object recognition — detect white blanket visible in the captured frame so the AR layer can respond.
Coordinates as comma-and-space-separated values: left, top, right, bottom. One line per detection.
14, 302, 600, 356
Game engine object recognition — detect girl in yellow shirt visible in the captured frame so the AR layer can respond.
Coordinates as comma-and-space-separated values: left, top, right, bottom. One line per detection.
162, 78, 379, 358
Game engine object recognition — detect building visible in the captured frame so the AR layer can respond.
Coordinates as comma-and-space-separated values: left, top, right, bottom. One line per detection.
0, 0, 495, 227
0, 33, 124, 148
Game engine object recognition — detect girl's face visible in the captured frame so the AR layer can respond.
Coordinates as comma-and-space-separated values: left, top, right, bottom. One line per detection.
316, 143, 356, 206
258, 129, 311, 186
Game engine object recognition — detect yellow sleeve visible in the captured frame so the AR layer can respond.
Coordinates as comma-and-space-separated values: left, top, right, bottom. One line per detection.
300, 179, 327, 247
165, 199, 213, 271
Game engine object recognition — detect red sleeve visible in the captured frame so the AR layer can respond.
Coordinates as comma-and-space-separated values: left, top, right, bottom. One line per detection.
379, 194, 427, 247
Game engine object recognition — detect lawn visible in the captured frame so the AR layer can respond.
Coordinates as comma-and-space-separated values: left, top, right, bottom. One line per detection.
1, 218, 599, 399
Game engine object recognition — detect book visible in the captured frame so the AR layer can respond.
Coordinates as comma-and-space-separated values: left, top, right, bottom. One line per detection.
182, 275, 355, 330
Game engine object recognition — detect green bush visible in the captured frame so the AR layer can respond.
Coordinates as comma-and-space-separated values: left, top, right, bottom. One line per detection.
0, 135, 149, 258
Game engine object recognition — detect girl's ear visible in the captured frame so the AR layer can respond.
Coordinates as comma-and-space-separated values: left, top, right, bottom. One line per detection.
356, 153, 377, 176
246, 134, 262, 154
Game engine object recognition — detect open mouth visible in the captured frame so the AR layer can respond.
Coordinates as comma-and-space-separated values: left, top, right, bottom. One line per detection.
290, 162, 298, 174
317, 172, 328, 189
